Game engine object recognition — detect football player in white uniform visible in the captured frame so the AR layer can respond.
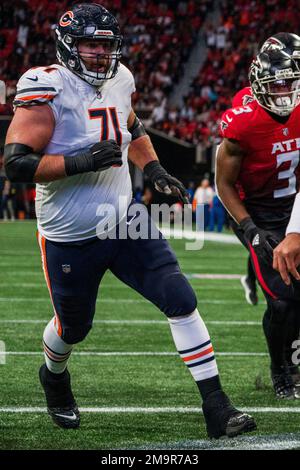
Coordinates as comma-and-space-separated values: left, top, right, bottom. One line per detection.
4, 3, 256, 438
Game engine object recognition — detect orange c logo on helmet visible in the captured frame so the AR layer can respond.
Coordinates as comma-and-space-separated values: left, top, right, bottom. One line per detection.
59, 10, 74, 27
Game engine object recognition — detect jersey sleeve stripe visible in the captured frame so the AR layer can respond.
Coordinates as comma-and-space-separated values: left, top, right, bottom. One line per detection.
16, 87, 57, 95
15, 93, 57, 102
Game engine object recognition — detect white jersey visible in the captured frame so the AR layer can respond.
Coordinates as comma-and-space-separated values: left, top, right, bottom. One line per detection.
14, 63, 135, 242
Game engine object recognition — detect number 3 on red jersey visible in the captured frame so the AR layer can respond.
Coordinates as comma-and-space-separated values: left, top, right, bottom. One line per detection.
274, 150, 299, 198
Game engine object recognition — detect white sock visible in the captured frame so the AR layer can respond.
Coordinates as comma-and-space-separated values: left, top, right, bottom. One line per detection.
43, 317, 73, 374
168, 309, 219, 381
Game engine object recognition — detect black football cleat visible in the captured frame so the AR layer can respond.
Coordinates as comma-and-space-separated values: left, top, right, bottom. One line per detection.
291, 372, 300, 389
39, 364, 80, 429
271, 367, 297, 399
241, 275, 258, 306
293, 379, 300, 399
202, 390, 257, 439
286, 364, 300, 396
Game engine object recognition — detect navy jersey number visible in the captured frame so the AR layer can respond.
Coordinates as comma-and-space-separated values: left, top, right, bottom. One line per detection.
88, 107, 122, 146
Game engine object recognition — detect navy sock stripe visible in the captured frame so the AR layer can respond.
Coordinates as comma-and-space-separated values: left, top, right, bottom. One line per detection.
43, 340, 71, 357
186, 355, 215, 368
44, 351, 69, 363
178, 339, 211, 355
44, 349, 71, 361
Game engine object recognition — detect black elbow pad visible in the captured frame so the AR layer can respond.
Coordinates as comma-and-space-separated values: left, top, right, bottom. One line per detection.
128, 115, 147, 141
4, 143, 42, 183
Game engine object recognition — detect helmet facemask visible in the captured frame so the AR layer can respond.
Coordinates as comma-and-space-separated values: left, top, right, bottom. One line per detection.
56, 29, 122, 86
77, 37, 122, 85
250, 48, 300, 117
252, 71, 300, 116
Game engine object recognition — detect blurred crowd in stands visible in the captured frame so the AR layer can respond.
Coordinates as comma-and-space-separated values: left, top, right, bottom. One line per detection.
151, 0, 300, 150
0, 0, 209, 115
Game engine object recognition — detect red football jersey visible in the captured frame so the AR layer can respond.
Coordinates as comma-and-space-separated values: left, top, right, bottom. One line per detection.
232, 86, 253, 108
231, 87, 254, 201
219, 100, 300, 225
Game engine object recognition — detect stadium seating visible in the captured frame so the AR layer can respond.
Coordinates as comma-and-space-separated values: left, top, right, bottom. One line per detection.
152, 0, 300, 147
0, 0, 209, 117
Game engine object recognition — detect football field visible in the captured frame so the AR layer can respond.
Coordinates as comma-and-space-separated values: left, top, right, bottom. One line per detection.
1, 221, 300, 450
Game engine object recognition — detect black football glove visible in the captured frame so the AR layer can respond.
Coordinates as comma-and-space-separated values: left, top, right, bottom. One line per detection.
64, 139, 122, 176
143, 160, 189, 204
240, 217, 280, 264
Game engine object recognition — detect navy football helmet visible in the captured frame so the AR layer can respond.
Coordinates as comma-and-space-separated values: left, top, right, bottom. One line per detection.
55, 3, 122, 86
249, 49, 300, 116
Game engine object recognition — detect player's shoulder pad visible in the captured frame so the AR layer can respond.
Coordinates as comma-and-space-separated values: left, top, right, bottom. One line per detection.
232, 86, 253, 108
116, 63, 136, 94
13, 65, 63, 108
219, 103, 255, 140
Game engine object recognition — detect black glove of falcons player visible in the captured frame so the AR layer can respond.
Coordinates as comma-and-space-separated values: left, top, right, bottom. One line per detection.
143, 161, 189, 204
64, 140, 122, 176
240, 217, 280, 264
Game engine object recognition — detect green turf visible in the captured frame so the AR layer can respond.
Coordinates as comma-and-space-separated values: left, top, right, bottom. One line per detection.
0, 220, 300, 450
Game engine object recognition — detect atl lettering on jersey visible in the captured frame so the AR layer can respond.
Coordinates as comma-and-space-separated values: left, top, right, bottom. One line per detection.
219, 100, 300, 217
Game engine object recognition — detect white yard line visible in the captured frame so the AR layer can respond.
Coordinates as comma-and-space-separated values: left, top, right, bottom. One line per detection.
3, 351, 268, 357
160, 228, 239, 244
0, 298, 266, 305
0, 228, 240, 245
185, 274, 243, 279
136, 434, 300, 450
0, 284, 246, 290
0, 406, 298, 413
0, 273, 246, 282
0, 319, 261, 326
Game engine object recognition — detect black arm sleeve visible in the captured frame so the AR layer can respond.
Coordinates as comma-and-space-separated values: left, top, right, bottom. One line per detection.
4, 143, 42, 183
128, 115, 147, 141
